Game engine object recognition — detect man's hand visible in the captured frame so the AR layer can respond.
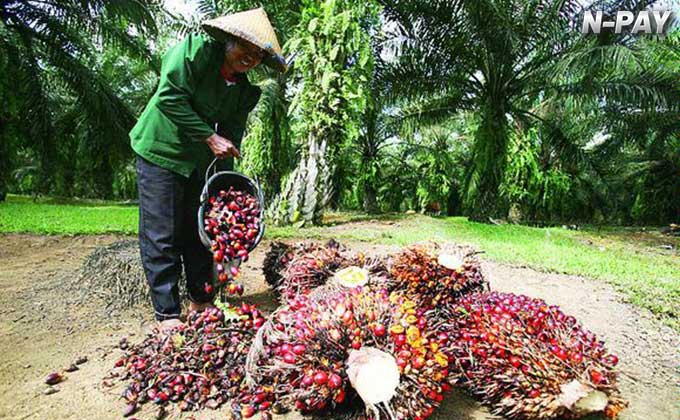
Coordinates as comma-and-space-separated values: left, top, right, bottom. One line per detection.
205, 133, 241, 159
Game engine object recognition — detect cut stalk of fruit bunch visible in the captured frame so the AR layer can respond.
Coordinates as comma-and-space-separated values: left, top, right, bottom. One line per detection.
243, 284, 450, 420
389, 243, 487, 310
204, 187, 261, 295
334, 266, 370, 288
431, 291, 627, 419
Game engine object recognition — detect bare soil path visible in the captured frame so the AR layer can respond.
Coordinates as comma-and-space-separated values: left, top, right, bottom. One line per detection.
0, 234, 678, 420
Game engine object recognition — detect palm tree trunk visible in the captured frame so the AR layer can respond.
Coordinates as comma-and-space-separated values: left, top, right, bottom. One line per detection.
271, 134, 334, 226
446, 183, 461, 216
363, 182, 378, 213
466, 102, 509, 222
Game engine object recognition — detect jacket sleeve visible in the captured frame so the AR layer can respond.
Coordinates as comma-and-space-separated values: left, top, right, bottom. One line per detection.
156, 34, 215, 143
217, 84, 262, 146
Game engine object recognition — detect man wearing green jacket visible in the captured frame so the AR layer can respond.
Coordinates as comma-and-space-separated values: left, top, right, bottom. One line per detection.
130, 8, 286, 332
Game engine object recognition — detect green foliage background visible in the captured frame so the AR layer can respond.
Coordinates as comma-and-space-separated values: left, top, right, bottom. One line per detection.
1, 0, 678, 225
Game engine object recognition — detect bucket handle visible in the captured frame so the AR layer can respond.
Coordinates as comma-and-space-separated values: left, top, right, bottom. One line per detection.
204, 157, 220, 185
202, 158, 265, 209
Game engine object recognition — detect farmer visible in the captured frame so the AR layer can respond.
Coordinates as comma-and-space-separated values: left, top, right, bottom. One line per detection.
130, 8, 286, 332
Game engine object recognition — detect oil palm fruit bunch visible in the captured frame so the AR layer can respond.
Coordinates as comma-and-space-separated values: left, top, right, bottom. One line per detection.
262, 240, 344, 293
263, 240, 350, 303
204, 187, 261, 296
108, 303, 265, 416
244, 283, 450, 420
263, 240, 393, 304
389, 243, 487, 310
262, 241, 296, 289
433, 291, 627, 419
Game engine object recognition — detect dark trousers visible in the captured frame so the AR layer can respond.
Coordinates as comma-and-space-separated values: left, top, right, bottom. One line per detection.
136, 155, 215, 321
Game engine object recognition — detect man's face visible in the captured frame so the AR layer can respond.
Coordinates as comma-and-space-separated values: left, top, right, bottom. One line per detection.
226, 39, 264, 73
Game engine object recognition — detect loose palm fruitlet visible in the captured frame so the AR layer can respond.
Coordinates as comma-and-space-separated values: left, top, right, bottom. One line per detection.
108, 303, 265, 415
204, 187, 261, 295
389, 243, 487, 310
245, 283, 450, 420
434, 291, 627, 419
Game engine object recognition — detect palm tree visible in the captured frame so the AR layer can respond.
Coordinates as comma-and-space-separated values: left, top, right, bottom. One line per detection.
356, 100, 391, 213
377, 0, 680, 221
0, 0, 158, 196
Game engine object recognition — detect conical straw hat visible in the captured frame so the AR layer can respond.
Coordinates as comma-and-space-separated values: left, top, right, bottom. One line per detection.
202, 7, 287, 72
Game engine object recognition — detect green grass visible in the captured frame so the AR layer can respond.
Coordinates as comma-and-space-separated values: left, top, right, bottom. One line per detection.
2, 195, 679, 329
0, 194, 138, 234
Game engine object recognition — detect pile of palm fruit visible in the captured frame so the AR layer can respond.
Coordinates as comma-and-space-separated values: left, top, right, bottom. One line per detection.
262, 240, 350, 303
262, 240, 392, 304
256, 240, 625, 419
110, 239, 626, 420
107, 303, 265, 417
244, 283, 450, 420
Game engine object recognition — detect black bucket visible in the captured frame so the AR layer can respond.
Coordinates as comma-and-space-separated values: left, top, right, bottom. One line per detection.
197, 159, 265, 286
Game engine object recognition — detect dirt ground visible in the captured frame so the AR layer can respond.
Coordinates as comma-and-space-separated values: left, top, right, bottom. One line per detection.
0, 234, 678, 420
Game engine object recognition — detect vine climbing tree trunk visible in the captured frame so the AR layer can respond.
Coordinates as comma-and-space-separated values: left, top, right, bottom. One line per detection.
271, 0, 378, 225
273, 136, 334, 225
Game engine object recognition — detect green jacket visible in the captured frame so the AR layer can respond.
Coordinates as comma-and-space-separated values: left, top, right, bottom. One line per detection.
130, 33, 262, 178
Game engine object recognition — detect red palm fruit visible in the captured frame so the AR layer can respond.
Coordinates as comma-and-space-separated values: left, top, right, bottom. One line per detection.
283, 352, 296, 364
241, 405, 255, 418
412, 356, 426, 370
204, 186, 261, 295
373, 323, 386, 336
213, 250, 224, 262
328, 373, 343, 389
590, 370, 604, 384
334, 389, 346, 403
45, 372, 63, 385
603, 354, 619, 367
434, 291, 628, 419
313, 371, 328, 385
301, 376, 313, 387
